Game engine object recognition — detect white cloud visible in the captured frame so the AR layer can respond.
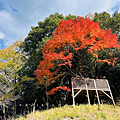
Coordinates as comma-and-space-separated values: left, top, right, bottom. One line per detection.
0, 0, 120, 49
0, 31, 5, 39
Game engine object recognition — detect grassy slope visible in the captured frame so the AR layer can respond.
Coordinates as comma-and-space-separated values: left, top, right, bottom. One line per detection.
17, 104, 120, 120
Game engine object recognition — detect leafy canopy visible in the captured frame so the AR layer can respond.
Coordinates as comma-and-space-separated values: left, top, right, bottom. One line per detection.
34, 16, 119, 94
0, 39, 27, 112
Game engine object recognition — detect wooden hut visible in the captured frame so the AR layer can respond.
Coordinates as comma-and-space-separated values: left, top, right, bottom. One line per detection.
71, 77, 115, 107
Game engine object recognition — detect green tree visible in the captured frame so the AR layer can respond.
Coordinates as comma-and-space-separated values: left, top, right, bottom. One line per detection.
93, 11, 120, 41
94, 11, 120, 99
23, 13, 64, 75
93, 12, 111, 30
0, 39, 27, 119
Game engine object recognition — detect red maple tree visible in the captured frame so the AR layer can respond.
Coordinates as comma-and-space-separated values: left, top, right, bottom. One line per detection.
34, 16, 119, 95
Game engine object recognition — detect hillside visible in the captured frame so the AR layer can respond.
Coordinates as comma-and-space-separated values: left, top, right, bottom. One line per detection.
17, 104, 120, 120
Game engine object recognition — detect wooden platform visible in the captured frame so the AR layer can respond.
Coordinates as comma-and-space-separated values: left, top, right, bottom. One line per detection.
71, 77, 115, 107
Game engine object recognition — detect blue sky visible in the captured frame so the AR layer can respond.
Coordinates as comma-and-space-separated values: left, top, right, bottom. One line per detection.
0, 0, 120, 50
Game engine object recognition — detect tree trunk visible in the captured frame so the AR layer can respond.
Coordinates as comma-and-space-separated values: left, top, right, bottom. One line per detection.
14, 100, 16, 119
46, 84, 49, 109
14, 73, 16, 119
33, 99, 37, 113
3, 102, 6, 120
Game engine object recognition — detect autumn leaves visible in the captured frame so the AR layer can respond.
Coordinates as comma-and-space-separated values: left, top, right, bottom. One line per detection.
35, 16, 119, 95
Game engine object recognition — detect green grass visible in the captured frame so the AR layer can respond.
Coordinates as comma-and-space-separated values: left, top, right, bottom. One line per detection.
17, 104, 120, 120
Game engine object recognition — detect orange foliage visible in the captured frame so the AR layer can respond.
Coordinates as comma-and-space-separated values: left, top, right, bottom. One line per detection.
46, 86, 71, 95
109, 52, 113, 56
95, 57, 118, 66
34, 16, 119, 94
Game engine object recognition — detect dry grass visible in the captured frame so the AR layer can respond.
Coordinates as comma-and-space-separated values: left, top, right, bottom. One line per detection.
16, 104, 120, 120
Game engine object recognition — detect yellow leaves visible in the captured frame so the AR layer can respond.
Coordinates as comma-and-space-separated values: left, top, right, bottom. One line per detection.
0, 45, 15, 61
7, 60, 15, 68
0, 39, 27, 82
0, 61, 5, 70
13, 38, 23, 47
21, 76, 35, 82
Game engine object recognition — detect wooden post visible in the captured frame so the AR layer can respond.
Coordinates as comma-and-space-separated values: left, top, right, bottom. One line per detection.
74, 89, 82, 98
72, 80, 75, 107
94, 80, 100, 106
85, 79, 90, 106
106, 80, 116, 107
